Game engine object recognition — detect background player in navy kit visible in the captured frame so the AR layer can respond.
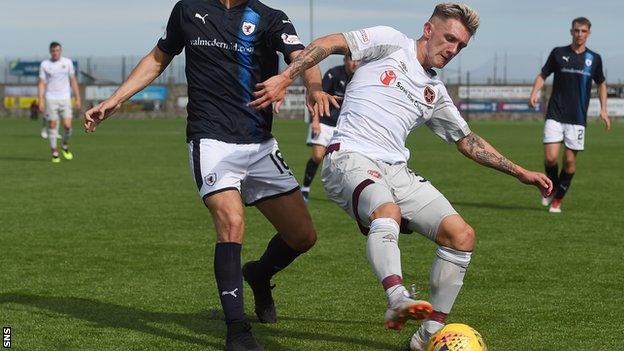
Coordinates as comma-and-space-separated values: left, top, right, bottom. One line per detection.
301, 55, 358, 202
84, 1, 337, 350
529, 17, 611, 213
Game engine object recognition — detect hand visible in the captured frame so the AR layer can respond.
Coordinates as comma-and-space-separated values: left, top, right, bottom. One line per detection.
600, 109, 611, 131
84, 99, 122, 133
75, 99, 82, 111
249, 74, 293, 112
517, 169, 553, 198
528, 93, 539, 109
38, 100, 45, 113
307, 91, 341, 119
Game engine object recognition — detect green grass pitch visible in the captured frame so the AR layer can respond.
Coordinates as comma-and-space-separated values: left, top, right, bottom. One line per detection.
1, 117, 623, 350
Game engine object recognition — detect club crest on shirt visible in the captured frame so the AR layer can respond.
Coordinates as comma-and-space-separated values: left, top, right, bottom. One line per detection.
424, 85, 436, 104
585, 59, 592, 67
380, 70, 397, 86
204, 173, 217, 186
242, 22, 256, 35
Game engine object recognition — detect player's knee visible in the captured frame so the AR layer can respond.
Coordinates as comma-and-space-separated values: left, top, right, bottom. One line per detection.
311, 153, 324, 164
370, 203, 401, 225
563, 160, 576, 173
285, 226, 317, 252
452, 224, 475, 251
299, 228, 317, 252
544, 157, 557, 167
215, 211, 245, 240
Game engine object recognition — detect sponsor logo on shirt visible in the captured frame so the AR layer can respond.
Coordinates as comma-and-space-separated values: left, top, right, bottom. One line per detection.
195, 13, 209, 25
242, 21, 256, 35
281, 33, 302, 45
396, 81, 426, 117
380, 70, 397, 86
424, 85, 436, 104
560, 68, 591, 77
367, 169, 382, 179
585, 59, 592, 67
189, 37, 254, 53
562, 56, 569, 62
358, 29, 370, 44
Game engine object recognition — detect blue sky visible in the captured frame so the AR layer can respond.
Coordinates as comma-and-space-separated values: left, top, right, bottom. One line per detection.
2, 0, 623, 82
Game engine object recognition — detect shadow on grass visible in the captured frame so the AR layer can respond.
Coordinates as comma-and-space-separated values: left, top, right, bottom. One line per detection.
0, 293, 398, 350
453, 201, 544, 212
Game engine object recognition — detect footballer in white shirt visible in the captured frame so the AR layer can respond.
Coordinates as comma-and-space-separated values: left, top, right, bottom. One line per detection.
251, 3, 553, 350
38, 42, 82, 163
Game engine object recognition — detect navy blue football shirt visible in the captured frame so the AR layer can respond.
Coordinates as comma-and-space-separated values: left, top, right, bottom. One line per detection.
158, 0, 305, 143
320, 65, 353, 127
541, 45, 605, 126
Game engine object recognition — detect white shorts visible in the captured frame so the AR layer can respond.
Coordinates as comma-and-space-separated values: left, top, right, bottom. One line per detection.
188, 138, 300, 206
543, 119, 585, 151
321, 149, 457, 241
45, 99, 73, 121
306, 123, 336, 147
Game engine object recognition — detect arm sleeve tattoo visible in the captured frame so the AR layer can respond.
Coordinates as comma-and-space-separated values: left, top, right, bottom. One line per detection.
288, 44, 347, 80
458, 132, 517, 176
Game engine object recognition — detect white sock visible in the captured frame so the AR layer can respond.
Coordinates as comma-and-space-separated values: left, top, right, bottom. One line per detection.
429, 246, 472, 314
366, 218, 402, 292
48, 127, 58, 150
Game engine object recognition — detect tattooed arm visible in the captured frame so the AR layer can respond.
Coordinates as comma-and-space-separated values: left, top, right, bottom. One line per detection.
456, 132, 553, 196
250, 33, 348, 111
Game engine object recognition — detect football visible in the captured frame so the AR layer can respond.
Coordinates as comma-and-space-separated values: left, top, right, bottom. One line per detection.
426, 323, 487, 351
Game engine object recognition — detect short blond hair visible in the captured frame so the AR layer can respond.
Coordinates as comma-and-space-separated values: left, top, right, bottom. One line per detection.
431, 3, 480, 35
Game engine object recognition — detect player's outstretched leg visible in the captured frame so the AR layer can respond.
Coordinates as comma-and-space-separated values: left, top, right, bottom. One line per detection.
367, 204, 433, 331
410, 215, 473, 351
245, 191, 316, 323
205, 191, 263, 351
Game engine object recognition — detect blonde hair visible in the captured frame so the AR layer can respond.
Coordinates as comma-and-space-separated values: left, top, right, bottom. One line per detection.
431, 3, 480, 35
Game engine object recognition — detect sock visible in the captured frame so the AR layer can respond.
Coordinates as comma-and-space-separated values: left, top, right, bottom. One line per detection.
544, 164, 559, 190
366, 218, 402, 292
62, 127, 72, 148
252, 234, 303, 281
302, 158, 319, 188
48, 127, 58, 150
429, 246, 471, 316
214, 243, 245, 325
554, 171, 575, 199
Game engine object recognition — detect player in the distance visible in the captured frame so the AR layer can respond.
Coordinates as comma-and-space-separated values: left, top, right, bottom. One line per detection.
38, 42, 81, 163
301, 54, 358, 202
529, 17, 610, 213
250, 3, 552, 350
84, 1, 336, 350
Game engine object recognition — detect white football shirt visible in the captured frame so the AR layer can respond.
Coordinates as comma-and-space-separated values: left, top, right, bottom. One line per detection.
39, 57, 75, 100
331, 26, 471, 164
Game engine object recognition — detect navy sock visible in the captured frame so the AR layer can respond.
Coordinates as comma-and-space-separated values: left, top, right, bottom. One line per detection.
544, 164, 559, 189
253, 234, 302, 281
303, 158, 319, 188
554, 171, 575, 199
214, 243, 245, 324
